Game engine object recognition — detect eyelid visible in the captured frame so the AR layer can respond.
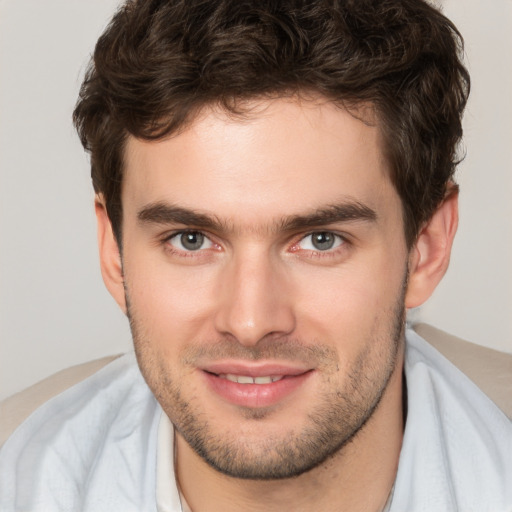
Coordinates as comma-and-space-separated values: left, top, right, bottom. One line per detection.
160, 228, 350, 258
163, 229, 218, 253
290, 230, 348, 254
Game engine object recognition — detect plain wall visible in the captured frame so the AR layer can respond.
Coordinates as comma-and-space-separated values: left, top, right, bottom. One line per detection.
1, 0, 511, 401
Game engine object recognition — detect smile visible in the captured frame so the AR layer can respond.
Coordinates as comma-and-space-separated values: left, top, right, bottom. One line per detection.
217, 374, 284, 384
202, 367, 313, 408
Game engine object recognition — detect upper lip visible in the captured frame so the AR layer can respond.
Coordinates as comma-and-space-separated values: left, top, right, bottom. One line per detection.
200, 361, 312, 377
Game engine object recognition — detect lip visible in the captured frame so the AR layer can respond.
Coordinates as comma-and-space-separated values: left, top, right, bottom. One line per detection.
200, 361, 313, 408
201, 361, 311, 378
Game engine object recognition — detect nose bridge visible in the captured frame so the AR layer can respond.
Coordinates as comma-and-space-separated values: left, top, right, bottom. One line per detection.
214, 245, 295, 346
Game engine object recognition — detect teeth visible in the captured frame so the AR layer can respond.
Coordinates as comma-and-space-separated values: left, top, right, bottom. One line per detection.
254, 376, 272, 384
237, 375, 254, 384
218, 374, 284, 384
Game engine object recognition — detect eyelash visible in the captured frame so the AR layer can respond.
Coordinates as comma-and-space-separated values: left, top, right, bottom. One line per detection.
163, 230, 219, 258
161, 230, 349, 259
293, 231, 346, 255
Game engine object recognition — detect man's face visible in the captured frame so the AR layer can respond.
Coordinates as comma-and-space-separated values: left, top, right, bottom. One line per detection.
119, 98, 409, 479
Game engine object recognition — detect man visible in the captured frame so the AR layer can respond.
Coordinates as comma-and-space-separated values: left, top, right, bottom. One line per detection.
1, 0, 511, 511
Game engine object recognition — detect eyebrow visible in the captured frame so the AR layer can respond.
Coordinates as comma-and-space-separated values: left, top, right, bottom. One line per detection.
137, 200, 377, 234
280, 202, 377, 231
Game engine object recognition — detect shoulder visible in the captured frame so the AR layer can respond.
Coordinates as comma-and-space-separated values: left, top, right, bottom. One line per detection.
392, 327, 512, 512
0, 354, 122, 447
413, 322, 512, 419
0, 353, 161, 511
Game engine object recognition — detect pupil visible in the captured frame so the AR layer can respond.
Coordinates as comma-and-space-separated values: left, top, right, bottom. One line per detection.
312, 232, 335, 250
181, 232, 204, 250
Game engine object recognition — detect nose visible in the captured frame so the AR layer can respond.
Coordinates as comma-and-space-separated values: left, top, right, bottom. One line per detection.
213, 249, 296, 346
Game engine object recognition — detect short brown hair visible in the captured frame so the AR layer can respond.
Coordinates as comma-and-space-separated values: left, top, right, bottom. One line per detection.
73, 0, 470, 247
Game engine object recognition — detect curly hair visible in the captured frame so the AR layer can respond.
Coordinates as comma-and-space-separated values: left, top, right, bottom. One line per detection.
73, 0, 470, 247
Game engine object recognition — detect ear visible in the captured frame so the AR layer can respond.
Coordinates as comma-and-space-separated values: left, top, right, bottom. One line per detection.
95, 196, 127, 314
405, 188, 459, 309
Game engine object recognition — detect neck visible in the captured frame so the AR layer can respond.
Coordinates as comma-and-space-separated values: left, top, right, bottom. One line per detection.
175, 352, 404, 512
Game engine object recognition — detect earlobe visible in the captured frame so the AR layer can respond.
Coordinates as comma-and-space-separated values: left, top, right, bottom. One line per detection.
405, 189, 459, 309
95, 196, 127, 314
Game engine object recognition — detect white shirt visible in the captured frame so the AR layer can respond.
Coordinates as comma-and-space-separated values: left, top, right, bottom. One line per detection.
1, 330, 511, 511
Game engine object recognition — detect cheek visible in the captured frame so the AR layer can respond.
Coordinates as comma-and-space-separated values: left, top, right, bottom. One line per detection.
123, 256, 220, 351
123, 232, 407, 360
291, 258, 406, 345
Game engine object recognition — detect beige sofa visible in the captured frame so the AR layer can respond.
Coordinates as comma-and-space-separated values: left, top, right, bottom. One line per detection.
1, 324, 511, 448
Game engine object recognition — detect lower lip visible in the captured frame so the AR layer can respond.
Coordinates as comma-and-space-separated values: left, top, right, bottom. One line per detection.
202, 371, 312, 408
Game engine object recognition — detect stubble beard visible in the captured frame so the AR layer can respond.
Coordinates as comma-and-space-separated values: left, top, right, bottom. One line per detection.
126, 280, 406, 481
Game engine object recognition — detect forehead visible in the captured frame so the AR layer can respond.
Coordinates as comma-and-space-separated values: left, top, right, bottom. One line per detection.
122, 97, 398, 226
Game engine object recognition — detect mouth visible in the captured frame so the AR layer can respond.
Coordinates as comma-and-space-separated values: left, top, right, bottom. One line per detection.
216, 374, 285, 384
201, 363, 313, 408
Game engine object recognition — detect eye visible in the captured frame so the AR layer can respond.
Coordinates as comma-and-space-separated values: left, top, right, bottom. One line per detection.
297, 231, 344, 251
168, 231, 214, 251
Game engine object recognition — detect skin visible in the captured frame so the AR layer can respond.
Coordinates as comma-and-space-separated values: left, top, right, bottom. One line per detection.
96, 97, 458, 511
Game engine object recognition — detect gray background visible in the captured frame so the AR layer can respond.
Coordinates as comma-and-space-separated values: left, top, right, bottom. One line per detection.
1, 0, 511, 401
